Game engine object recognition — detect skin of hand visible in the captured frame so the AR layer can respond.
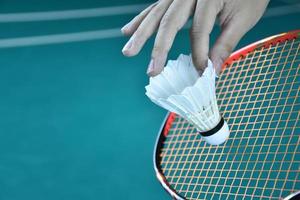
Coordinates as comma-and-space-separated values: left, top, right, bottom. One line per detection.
121, 0, 270, 76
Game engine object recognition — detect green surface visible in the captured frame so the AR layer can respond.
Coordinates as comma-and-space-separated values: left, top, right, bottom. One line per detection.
0, 0, 299, 200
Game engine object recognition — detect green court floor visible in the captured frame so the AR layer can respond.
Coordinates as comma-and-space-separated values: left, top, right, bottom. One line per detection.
0, 0, 299, 199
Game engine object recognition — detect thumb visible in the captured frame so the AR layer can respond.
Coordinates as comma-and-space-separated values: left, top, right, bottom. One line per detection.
210, 20, 250, 74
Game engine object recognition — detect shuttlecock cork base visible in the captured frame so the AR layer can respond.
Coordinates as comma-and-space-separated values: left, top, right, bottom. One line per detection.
145, 54, 230, 145
198, 117, 230, 145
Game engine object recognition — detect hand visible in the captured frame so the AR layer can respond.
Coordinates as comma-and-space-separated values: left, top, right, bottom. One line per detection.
121, 0, 269, 76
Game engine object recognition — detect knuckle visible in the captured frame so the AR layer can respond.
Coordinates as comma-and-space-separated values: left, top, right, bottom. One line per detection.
189, 26, 206, 38
160, 14, 173, 29
159, 19, 169, 30
190, 25, 204, 33
152, 45, 166, 55
160, 13, 181, 32
153, 3, 165, 14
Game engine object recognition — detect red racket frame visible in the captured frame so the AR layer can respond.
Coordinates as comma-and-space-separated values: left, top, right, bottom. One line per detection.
153, 30, 300, 200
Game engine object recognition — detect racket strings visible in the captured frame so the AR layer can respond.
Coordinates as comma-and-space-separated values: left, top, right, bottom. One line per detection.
159, 37, 300, 199
240, 48, 297, 199
199, 41, 276, 199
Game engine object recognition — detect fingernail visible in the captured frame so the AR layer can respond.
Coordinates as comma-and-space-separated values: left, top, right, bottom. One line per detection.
147, 59, 155, 75
121, 24, 129, 33
212, 58, 223, 75
122, 38, 133, 54
196, 68, 204, 76
121, 22, 131, 33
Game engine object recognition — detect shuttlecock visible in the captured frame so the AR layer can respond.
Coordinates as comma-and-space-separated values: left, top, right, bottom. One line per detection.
145, 54, 229, 145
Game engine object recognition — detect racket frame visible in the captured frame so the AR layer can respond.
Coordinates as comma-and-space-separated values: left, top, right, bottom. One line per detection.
153, 113, 184, 200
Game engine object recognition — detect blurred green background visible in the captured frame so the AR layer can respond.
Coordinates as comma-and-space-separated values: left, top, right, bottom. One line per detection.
0, 0, 299, 199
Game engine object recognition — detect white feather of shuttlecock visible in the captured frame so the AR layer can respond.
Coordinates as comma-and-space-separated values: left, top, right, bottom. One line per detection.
145, 54, 229, 145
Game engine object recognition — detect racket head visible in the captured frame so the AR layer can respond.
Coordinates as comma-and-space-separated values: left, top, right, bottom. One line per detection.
153, 30, 300, 200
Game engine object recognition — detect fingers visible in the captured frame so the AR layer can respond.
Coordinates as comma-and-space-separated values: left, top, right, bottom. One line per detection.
147, 0, 195, 76
190, 0, 220, 74
210, 0, 269, 74
121, 3, 157, 36
210, 19, 253, 74
122, 0, 173, 57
